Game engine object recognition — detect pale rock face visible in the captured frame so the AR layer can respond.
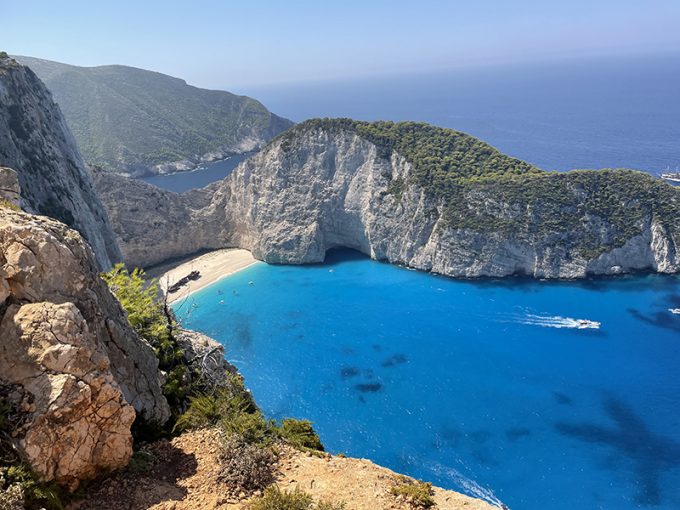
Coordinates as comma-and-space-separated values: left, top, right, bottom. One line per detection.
0, 58, 121, 269
174, 328, 239, 390
90, 168, 222, 268
0, 210, 169, 451
94, 127, 680, 278
0, 302, 135, 489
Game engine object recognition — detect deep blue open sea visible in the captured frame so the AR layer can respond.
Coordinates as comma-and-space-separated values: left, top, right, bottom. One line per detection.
175, 251, 680, 510
243, 53, 680, 173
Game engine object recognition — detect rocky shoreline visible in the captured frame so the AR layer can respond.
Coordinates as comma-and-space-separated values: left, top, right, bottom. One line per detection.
138, 150, 254, 178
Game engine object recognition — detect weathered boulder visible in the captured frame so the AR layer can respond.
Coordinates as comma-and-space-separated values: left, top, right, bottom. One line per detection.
0, 302, 135, 489
0, 208, 170, 487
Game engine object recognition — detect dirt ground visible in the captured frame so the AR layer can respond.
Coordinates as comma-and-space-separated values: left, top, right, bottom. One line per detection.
69, 428, 495, 510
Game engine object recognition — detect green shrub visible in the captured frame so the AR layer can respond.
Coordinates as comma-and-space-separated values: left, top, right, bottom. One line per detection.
217, 434, 276, 494
248, 486, 313, 510
173, 380, 259, 433
0, 466, 63, 510
386, 176, 406, 201
0, 199, 19, 211
247, 487, 345, 510
102, 264, 172, 352
222, 409, 274, 445
175, 384, 323, 451
277, 419, 324, 451
390, 476, 435, 508
315, 501, 346, 510
102, 264, 188, 412
0, 52, 8, 59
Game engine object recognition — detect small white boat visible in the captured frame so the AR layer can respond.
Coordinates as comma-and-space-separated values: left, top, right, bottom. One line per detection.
576, 319, 601, 329
661, 169, 680, 183
669, 308, 680, 315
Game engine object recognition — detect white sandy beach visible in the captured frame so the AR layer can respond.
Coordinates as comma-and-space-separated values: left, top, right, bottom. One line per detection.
158, 248, 258, 303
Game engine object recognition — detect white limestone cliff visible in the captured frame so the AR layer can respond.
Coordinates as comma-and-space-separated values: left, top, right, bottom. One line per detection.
94, 125, 680, 279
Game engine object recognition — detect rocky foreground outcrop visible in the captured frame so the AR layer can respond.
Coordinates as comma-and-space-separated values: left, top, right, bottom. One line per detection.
0, 205, 169, 488
0, 55, 121, 269
95, 120, 680, 279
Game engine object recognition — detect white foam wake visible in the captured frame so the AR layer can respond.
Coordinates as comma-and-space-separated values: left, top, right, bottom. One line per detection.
425, 461, 509, 509
513, 313, 600, 329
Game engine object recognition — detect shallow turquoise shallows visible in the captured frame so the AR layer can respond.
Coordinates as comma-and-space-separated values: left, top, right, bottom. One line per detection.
174, 250, 680, 510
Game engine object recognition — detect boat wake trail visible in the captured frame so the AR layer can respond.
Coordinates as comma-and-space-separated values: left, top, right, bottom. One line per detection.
499, 311, 601, 330
425, 461, 509, 509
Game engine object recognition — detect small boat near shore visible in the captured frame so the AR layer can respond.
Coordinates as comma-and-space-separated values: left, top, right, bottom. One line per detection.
661, 168, 680, 183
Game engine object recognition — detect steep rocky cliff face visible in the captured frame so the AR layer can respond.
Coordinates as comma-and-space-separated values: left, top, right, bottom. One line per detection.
0, 204, 169, 487
0, 55, 121, 269
91, 167, 223, 268
96, 120, 680, 278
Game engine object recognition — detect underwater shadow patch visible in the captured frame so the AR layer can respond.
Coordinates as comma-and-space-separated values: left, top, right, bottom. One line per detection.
340, 367, 360, 379
381, 353, 408, 367
432, 425, 463, 449
232, 323, 252, 348
505, 427, 531, 441
555, 395, 680, 506
662, 293, 680, 308
553, 392, 573, 406
628, 308, 680, 334
355, 382, 383, 393
471, 447, 498, 467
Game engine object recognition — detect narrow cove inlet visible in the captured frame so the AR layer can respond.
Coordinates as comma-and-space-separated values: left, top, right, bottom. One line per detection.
174, 249, 680, 510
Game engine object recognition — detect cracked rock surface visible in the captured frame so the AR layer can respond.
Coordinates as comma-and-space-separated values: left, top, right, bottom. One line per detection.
0, 208, 169, 488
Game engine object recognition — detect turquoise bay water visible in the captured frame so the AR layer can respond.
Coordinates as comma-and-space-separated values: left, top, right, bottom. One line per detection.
175, 250, 680, 510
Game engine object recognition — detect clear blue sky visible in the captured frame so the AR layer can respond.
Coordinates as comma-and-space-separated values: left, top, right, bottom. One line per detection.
5, 0, 680, 88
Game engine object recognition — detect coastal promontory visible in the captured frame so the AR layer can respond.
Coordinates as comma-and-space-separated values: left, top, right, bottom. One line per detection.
96, 119, 680, 278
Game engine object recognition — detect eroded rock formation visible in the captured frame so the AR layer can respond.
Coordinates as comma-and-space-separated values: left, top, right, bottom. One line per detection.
0, 207, 169, 487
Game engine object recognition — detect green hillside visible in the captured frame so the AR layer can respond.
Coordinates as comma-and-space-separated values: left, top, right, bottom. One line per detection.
17, 56, 293, 173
